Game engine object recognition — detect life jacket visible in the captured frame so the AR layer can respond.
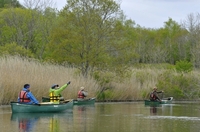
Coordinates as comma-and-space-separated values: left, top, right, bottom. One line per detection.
78, 90, 84, 99
150, 92, 156, 100
19, 91, 31, 103
49, 91, 60, 103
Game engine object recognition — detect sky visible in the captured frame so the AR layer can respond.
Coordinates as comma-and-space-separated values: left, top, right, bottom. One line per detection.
18, 0, 200, 29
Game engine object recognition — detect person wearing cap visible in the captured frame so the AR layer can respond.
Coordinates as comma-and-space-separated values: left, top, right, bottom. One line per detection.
17, 84, 39, 104
77, 86, 88, 101
49, 81, 71, 104
149, 87, 164, 102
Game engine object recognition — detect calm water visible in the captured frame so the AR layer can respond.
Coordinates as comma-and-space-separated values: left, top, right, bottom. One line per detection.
1, 102, 200, 132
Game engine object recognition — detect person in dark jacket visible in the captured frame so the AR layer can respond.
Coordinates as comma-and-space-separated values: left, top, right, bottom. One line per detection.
149, 87, 164, 102
18, 84, 39, 104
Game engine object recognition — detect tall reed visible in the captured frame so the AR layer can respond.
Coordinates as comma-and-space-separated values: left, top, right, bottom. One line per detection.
0, 55, 99, 105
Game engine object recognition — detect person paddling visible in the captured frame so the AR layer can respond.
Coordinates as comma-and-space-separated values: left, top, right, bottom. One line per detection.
149, 87, 164, 102
18, 84, 39, 104
77, 87, 88, 101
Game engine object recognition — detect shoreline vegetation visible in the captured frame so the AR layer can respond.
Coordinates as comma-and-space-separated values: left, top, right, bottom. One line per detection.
1, 56, 200, 105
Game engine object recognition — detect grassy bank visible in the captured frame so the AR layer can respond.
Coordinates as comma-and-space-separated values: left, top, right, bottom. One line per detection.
1, 56, 200, 105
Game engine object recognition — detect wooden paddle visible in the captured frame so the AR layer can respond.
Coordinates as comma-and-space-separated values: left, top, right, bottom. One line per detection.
63, 99, 73, 103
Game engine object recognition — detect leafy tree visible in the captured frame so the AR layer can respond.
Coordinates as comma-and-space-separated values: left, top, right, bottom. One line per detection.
150, 18, 189, 64
0, 0, 23, 8
182, 13, 200, 68
47, 0, 131, 77
0, 7, 57, 59
0, 42, 33, 57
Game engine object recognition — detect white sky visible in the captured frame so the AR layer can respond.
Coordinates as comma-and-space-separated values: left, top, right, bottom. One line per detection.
18, 0, 200, 29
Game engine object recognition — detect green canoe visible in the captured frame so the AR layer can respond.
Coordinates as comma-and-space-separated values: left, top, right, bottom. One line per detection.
144, 97, 173, 106
10, 100, 73, 113
73, 98, 95, 105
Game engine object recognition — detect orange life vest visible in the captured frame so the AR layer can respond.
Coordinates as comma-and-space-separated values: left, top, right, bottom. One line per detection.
19, 91, 31, 103
78, 90, 84, 99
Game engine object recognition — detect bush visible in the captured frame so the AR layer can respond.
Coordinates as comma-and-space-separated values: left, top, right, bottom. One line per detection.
175, 60, 193, 73
157, 70, 200, 99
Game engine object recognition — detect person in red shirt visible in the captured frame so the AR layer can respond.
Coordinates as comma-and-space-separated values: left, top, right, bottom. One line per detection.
77, 87, 88, 101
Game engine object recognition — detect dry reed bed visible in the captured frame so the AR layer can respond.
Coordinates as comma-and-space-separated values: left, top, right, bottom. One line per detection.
1, 56, 200, 105
0, 56, 99, 105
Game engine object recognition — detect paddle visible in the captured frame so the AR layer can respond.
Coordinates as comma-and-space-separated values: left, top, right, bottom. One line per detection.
63, 99, 73, 103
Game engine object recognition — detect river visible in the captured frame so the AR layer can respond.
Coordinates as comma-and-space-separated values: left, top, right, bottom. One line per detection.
1, 101, 200, 132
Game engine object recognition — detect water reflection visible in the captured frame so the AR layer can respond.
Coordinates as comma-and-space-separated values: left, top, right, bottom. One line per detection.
11, 112, 73, 132
150, 106, 158, 114
11, 113, 39, 132
148, 104, 173, 115
5, 102, 200, 132
73, 105, 95, 132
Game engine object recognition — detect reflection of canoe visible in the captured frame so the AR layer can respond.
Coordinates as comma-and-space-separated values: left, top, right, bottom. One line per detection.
11, 112, 73, 132
73, 98, 95, 105
11, 112, 73, 121
144, 97, 173, 106
10, 100, 73, 113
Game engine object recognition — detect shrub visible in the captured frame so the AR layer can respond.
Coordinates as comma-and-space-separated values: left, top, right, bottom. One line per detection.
175, 60, 193, 73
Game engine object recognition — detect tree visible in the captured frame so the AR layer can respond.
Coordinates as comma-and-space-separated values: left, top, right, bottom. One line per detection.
19, 0, 56, 12
182, 13, 200, 68
0, 7, 57, 59
47, 0, 129, 77
155, 18, 188, 64
0, 42, 33, 57
0, 0, 23, 8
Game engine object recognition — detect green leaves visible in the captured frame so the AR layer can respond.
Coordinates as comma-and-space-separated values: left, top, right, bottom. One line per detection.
175, 60, 193, 73
0, 42, 34, 57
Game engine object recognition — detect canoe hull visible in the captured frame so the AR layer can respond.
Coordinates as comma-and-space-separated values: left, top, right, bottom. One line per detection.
10, 101, 73, 113
73, 98, 95, 105
145, 97, 173, 106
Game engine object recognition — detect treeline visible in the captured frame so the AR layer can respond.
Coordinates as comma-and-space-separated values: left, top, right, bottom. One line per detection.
1, 0, 200, 102
1, 0, 200, 73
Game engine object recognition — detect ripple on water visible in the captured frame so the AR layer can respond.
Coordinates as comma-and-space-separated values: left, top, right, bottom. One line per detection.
144, 116, 200, 121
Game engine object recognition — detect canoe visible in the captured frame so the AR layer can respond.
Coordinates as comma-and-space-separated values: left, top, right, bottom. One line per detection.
73, 98, 95, 105
10, 100, 73, 113
144, 97, 173, 106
